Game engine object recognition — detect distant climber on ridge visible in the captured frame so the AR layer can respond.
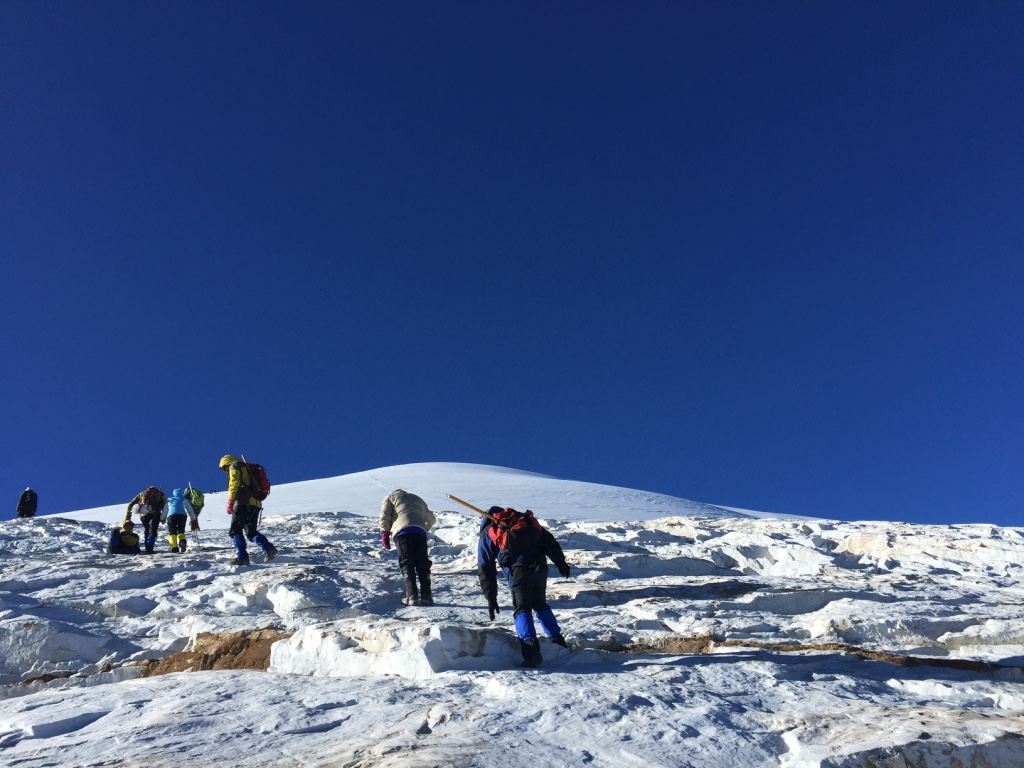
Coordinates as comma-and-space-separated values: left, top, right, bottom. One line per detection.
477, 505, 570, 668
17, 487, 38, 518
379, 489, 436, 606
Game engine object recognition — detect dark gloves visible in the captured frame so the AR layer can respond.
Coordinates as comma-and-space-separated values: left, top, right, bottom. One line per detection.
487, 596, 500, 621
558, 563, 570, 579
191, 519, 200, 531
380, 531, 391, 550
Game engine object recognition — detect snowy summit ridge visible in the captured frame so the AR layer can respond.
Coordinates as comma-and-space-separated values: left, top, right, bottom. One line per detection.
2, 462, 1023, 766
57, 461, 755, 526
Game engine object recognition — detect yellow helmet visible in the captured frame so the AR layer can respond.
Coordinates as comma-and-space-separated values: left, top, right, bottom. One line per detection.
219, 454, 240, 471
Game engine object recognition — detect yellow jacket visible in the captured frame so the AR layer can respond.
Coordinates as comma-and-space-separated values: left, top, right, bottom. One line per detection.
222, 456, 263, 509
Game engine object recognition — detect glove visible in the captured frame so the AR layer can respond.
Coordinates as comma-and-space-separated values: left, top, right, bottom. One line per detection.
380, 531, 391, 550
191, 519, 200, 531
487, 596, 500, 621
558, 563, 570, 579
226, 498, 236, 515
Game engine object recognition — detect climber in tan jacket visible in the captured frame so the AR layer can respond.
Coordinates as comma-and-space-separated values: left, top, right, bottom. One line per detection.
379, 489, 436, 606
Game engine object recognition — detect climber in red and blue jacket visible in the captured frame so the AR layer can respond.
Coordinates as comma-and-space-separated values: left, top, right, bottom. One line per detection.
477, 506, 570, 668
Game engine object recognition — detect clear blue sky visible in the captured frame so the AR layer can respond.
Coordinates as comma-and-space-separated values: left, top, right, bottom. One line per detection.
2, 3, 1021, 525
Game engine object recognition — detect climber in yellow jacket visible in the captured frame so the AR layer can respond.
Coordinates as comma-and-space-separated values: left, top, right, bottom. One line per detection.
219, 454, 277, 566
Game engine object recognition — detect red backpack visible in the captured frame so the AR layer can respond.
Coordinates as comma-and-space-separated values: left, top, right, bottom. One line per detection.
244, 462, 271, 501
487, 508, 544, 559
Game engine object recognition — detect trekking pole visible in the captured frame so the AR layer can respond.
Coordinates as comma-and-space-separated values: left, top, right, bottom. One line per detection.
446, 494, 505, 527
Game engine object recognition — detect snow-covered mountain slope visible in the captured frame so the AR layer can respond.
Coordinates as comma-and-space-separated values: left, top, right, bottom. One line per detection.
2, 464, 1023, 766
58, 462, 761, 526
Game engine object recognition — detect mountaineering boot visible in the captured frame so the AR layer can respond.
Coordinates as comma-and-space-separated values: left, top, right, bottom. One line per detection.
550, 633, 568, 649
253, 533, 277, 561
230, 534, 250, 566
401, 578, 420, 606
419, 577, 433, 605
519, 638, 543, 668
169, 547, 180, 553
178, 536, 187, 553
145, 535, 156, 554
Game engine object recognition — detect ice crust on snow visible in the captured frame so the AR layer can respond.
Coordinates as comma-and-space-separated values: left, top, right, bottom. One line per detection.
269, 620, 565, 678
1, 462, 1023, 766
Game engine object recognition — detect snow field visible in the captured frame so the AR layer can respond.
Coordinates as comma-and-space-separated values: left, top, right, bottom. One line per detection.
1, 463, 1023, 766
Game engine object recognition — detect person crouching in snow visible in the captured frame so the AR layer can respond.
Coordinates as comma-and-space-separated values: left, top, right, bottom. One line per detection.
379, 489, 436, 605
219, 454, 277, 565
477, 506, 570, 668
124, 486, 166, 554
108, 519, 141, 555
162, 488, 198, 553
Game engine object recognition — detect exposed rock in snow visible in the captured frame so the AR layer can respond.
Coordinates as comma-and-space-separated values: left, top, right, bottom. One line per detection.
140, 629, 292, 676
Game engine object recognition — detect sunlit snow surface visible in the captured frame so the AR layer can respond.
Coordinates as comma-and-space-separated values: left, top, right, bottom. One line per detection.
1, 463, 1023, 766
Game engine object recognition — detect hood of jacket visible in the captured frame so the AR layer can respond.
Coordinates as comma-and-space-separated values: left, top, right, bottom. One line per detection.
219, 454, 241, 470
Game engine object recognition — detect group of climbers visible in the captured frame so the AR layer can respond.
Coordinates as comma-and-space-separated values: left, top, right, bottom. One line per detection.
19, 468, 570, 669
115, 485, 203, 554
107, 454, 276, 565
378, 488, 571, 668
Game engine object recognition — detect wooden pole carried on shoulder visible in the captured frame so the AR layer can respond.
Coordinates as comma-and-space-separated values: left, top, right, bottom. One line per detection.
446, 494, 505, 527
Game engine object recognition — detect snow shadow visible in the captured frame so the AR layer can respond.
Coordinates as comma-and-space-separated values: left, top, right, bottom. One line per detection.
721, 588, 898, 616
611, 648, 1024, 688
822, 732, 1024, 767
557, 579, 765, 608
556, 531, 654, 553
599, 553, 738, 578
